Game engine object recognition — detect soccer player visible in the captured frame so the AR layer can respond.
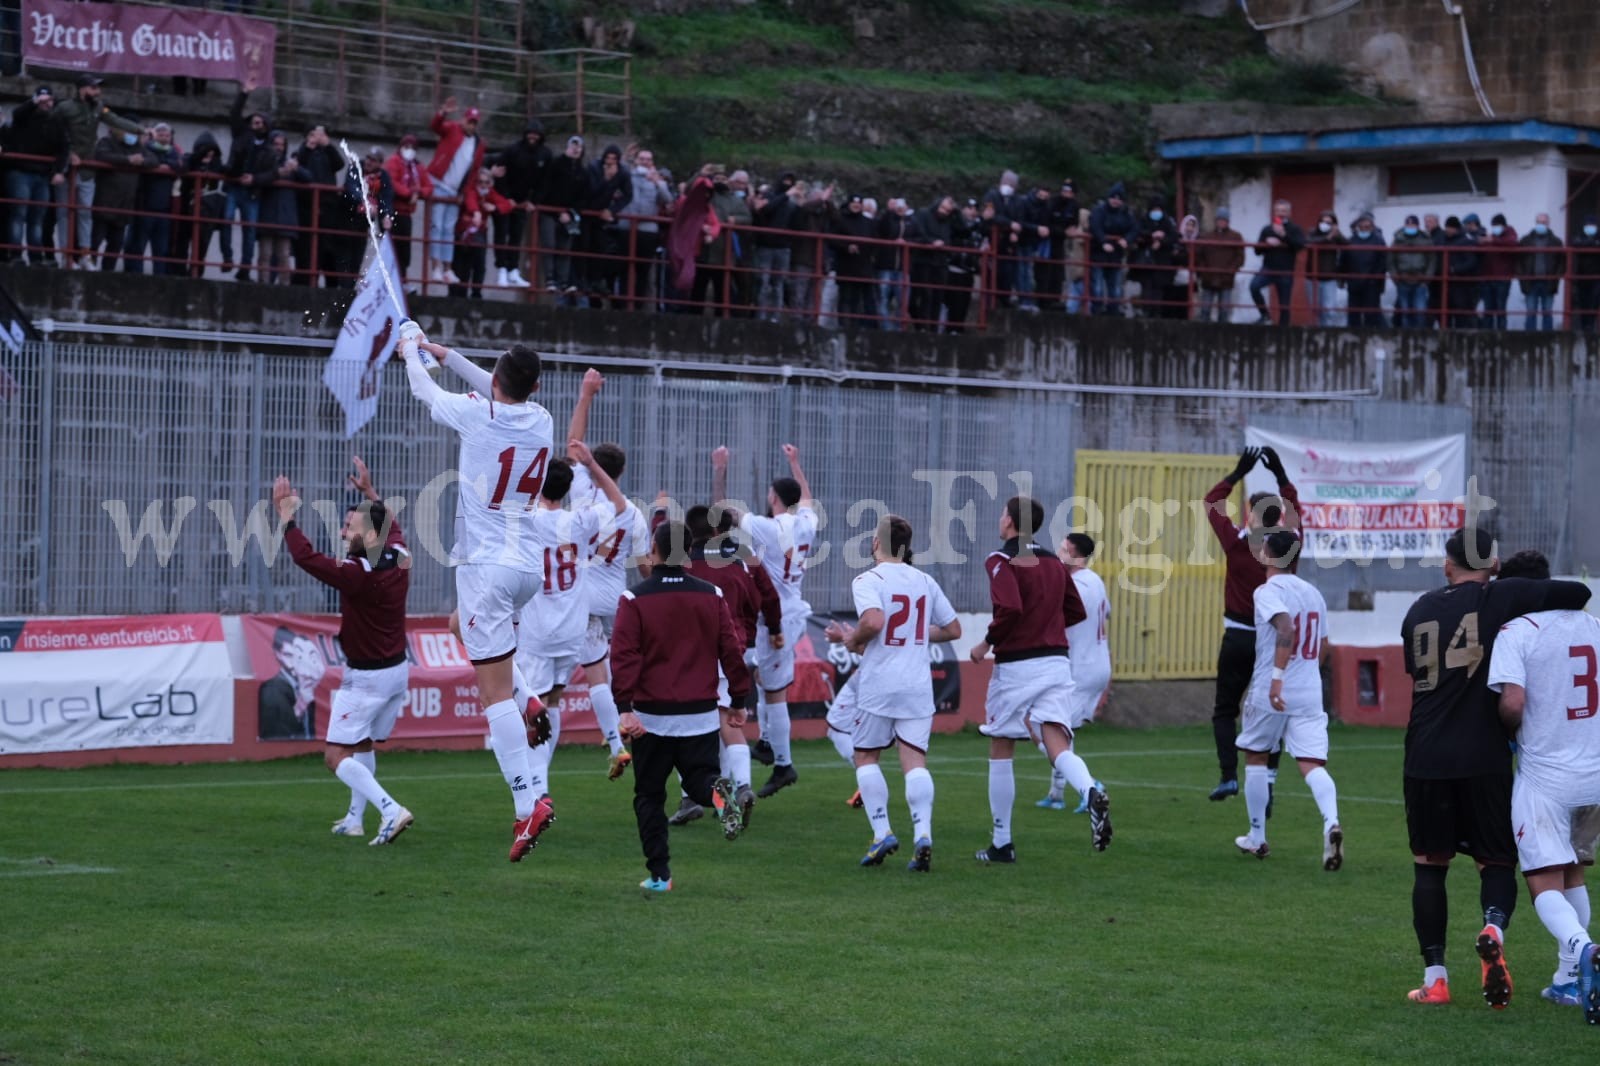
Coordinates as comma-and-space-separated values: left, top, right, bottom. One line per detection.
271, 458, 412, 846
1232, 531, 1341, 867
515, 441, 629, 805
1489, 595, 1600, 1023
711, 443, 818, 798
566, 369, 652, 780
1038, 532, 1111, 812
970, 495, 1111, 862
1203, 446, 1299, 803
614, 521, 752, 894
399, 324, 555, 862
827, 516, 960, 872
1400, 527, 1591, 1007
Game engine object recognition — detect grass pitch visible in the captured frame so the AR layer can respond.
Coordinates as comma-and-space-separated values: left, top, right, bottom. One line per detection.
0, 725, 1592, 1064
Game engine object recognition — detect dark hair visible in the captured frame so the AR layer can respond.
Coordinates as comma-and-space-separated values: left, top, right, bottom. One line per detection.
1066, 532, 1096, 559
272, 625, 299, 651
541, 458, 573, 501
652, 520, 691, 565
771, 476, 802, 509
685, 504, 715, 544
1498, 549, 1550, 581
593, 442, 626, 481
1248, 491, 1283, 530
1444, 526, 1496, 571
493, 345, 542, 401
877, 514, 914, 562
345, 499, 389, 540
1005, 495, 1044, 540
1263, 529, 1301, 565
714, 506, 737, 535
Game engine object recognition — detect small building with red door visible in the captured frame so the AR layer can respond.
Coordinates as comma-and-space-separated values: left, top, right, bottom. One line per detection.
1157, 112, 1600, 326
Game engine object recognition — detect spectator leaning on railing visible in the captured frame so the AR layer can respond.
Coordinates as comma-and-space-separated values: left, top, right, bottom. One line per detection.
425, 97, 485, 286
540, 134, 586, 294
89, 119, 150, 272
1517, 212, 1563, 331
1389, 214, 1434, 330
1339, 212, 1387, 329
176, 132, 224, 279
751, 176, 796, 322
488, 120, 547, 289
829, 192, 875, 329
1129, 196, 1178, 319
1248, 198, 1304, 326
295, 124, 355, 289
53, 73, 142, 268
1480, 213, 1518, 328
1194, 207, 1244, 324
785, 178, 830, 323
126, 122, 180, 276
1439, 215, 1481, 330
621, 145, 672, 312
255, 130, 305, 285
223, 79, 272, 281
906, 194, 956, 331
1060, 202, 1090, 315
578, 143, 633, 306
3, 86, 68, 264
1572, 216, 1600, 336
383, 134, 432, 284
1088, 182, 1136, 316
873, 196, 911, 330
944, 197, 985, 332
1305, 210, 1345, 328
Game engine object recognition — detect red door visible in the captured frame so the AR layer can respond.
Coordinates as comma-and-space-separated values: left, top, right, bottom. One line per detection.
1270, 167, 1335, 326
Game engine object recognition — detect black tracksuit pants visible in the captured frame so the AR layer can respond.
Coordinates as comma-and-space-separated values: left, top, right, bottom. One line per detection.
1212, 627, 1279, 780
633, 728, 721, 880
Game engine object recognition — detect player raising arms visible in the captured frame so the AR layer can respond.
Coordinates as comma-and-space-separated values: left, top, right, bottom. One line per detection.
970, 495, 1111, 862
1232, 531, 1342, 868
826, 516, 960, 872
271, 457, 413, 847
398, 322, 555, 862
711, 443, 817, 799
514, 441, 629, 807
566, 369, 652, 781
1400, 527, 1592, 1007
1488, 560, 1600, 1024
1038, 532, 1110, 812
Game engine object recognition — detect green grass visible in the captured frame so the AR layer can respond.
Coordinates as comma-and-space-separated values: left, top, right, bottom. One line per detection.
632, 10, 851, 60
0, 725, 1584, 1064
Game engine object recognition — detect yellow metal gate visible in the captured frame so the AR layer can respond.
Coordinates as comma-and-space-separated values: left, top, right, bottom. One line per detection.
1073, 450, 1237, 680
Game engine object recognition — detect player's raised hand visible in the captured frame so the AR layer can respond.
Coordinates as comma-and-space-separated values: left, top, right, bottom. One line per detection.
824, 619, 854, 644
1261, 445, 1288, 481
441, 95, 458, 115
1229, 447, 1261, 482
711, 445, 729, 470
581, 367, 604, 395
347, 456, 379, 501
569, 439, 595, 467
271, 475, 301, 522
781, 443, 800, 463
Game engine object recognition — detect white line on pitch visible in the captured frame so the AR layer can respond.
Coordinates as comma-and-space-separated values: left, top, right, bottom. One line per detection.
0, 857, 117, 877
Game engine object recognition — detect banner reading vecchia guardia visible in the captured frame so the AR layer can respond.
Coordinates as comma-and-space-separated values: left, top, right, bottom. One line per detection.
0, 615, 234, 754
1242, 427, 1466, 560
23, 0, 276, 85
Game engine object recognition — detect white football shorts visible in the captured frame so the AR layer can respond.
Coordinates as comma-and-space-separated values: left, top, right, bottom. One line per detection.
982, 657, 1075, 741
325, 661, 409, 747
455, 563, 539, 663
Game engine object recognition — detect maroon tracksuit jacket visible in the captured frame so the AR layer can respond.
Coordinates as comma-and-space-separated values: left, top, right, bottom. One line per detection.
686, 542, 782, 648
983, 538, 1086, 663
611, 564, 752, 718
1203, 477, 1301, 626
284, 519, 410, 669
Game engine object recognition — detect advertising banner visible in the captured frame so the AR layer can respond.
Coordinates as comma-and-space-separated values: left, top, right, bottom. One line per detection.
1244, 427, 1467, 560
240, 615, 598, 742
0, 614, 234, 754
23, 0, 276, 86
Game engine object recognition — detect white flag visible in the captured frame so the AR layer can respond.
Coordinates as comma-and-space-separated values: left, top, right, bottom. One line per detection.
324, 235, 407, 438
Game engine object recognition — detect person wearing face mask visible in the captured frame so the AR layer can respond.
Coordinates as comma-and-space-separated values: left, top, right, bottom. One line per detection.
1516, 213, 1564, 331
1338, 212, 1387, 329
254, 130, 309, 285
575, 143, 634, 306
539, 135, 587, 296
981, 169, 1025, 306
1304, 210, 1346, 328
125, 123, 181, 276
384, 134, 433, 285
1089, 182, 1138, 316
1193, 207, 1245, 323
1479, 213, 1519, 328
1571, 216, 1600, 335
1249, 199, 1305, 326
223, 74, 274, 281
425, 97, 487, 287
1129, 196, 1179, 318
450, 166, 511, 301
52, 73, 143, 268
89, 118, 152, 272
1389, 213, 1435, 329
1438, 215, 1482, 330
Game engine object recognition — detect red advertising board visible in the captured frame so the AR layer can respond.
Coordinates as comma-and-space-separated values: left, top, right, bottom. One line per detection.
23, 0, 277, 85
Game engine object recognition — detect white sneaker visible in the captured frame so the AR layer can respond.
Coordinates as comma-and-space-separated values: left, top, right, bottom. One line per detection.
428, 265, 444, 283
1234, 834, 1269, 859
370, 806, 414, 846
1323, 823, 1344, 871
443, 268, 461, 285
496, 267, 509, 287
331, 817, 364, 837
507, 269, 530, 288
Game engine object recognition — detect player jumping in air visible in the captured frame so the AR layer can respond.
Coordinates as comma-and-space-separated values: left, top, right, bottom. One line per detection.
1038, 533, 1110, 812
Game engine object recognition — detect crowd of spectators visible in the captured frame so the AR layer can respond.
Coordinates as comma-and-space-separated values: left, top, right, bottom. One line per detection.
3, 77, 1598, 333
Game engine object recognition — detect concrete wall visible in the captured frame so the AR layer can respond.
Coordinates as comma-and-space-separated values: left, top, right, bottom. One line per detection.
1252, 0, 1600, 124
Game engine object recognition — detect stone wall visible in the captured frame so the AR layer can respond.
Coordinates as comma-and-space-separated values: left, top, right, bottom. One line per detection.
1251, 0, 1599, 124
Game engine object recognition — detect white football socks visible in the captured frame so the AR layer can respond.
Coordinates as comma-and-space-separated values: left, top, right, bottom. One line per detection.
905, 767, 934, 843
1052, 748, 1095, 801
767, 700, 793, 766
588, 682, 624, 756
485, 698, 536, 819
988, 759, 1015, 848
856, 763, 892, 840
1535, 890, 1593, 980
1243, 763, 1270, 844
335, 756, 397, 816
1304, 766, 1340, 830
1555, 887, 1589, 984
1567, 885, 1592, 928
829, 727, 855, 766
346, 749, 376, 819
727, 742, 752, 791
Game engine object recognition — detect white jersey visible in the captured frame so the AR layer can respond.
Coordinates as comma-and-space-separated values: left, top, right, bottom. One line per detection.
520, 505, 603, 656
741, 506, 819, 619
1489, 610, 1600, 806
1067, 567, 1112, 691
426, 389, 555, 573
850, 562, 956, 720
570, 464, 649, 619
1247, 572, 1327, 714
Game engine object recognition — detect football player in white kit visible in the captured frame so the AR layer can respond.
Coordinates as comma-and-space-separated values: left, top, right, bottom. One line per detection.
566, 369, 652, 780
515, 441, 628, 806
1038, 532, 1111, 812
711, 442, 819, 798
400, 325, 555, 863
1234, 530, 1342, 868
826, 516, 960, 872
1489, 604, 1600, 1022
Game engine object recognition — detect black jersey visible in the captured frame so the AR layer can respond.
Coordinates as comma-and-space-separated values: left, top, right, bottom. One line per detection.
1401, 577, 1591, 778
